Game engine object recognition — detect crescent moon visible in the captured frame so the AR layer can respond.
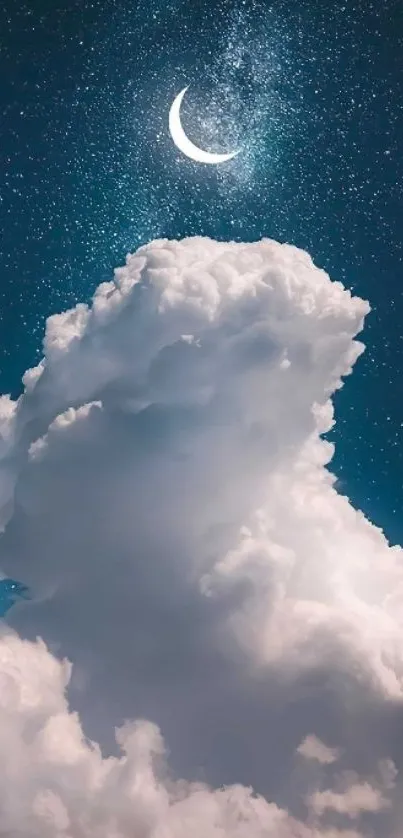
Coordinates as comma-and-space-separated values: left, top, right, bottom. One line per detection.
168, 86, 241, 165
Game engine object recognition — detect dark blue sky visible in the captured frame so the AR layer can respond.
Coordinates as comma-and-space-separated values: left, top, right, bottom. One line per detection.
0, 0, 402, 549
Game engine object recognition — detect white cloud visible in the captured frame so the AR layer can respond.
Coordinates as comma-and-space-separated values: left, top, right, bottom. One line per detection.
308, 782, 389, 818
0, 630, 292, 836
0, 236, 401, 834
0, 629, 363, 838
297, 736, 341, 765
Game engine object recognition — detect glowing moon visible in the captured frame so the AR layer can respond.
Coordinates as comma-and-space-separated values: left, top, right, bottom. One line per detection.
168, 86, 241, 165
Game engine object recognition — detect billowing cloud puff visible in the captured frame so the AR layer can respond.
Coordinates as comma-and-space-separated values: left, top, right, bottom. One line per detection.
297, 736, 341, 765
0, 630, 393, 837
0, 632, 293, 837
0, 236, 402, 835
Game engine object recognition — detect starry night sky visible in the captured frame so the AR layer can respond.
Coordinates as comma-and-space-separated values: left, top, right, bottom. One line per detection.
0, 0, 402, 563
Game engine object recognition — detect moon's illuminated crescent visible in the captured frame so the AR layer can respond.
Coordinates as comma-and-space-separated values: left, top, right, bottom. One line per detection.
168, 86, 241, 165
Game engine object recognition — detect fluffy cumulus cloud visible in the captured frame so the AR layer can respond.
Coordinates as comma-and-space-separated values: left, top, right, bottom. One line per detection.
0, 236, 402, 836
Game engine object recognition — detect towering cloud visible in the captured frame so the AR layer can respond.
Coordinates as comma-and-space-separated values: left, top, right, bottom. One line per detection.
0, 237, 401, 836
